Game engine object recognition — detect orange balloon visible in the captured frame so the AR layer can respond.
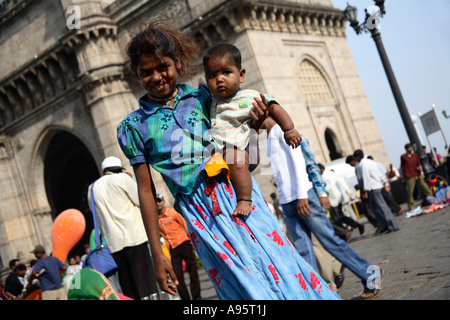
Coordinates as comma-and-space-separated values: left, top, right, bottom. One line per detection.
52, 209, 86, 264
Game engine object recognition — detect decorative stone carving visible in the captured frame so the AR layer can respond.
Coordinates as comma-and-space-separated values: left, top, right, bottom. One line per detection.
35, 66, 56, 100
24, 72, 45, 106
0, 92, 14, 123
15, 79, 34, 111
4, 85, 23, 116
187, 2, 345, 53
0, 47, 82, 130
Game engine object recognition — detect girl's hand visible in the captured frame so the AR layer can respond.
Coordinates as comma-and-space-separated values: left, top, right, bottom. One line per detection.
284, 128, 302, 148
250, 93, 269, 131
154, 254, 179, 295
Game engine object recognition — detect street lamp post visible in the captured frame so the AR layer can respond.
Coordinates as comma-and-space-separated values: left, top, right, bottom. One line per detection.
344, 1, 435, 178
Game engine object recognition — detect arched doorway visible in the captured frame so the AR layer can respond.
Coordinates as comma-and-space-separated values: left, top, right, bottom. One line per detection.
299, 59, 343, 162
325, 128, 343, 161
44, 131, 100, 257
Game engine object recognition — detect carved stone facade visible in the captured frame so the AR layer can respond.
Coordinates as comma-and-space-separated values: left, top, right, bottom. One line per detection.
0, 0, 389, 274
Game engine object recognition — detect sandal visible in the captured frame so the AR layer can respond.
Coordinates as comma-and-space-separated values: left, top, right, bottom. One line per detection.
361, 269, 384, 300
334, 266, 345, 290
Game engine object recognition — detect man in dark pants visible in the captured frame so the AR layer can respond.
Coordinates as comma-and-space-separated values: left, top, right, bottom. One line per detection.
88, 156, 158, 300
318, 163, 365, 240
367, 155, 402, 215
354, 150, 400, 233
346, 156, 381, 231
401, 143, 433, 211
264, 117, 383, 300
157, 194, 201, 300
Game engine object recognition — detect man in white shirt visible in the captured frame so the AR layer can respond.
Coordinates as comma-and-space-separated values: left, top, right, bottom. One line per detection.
88, 156, 158, 299
354, 150, 399, 233
265, 118, 384, 300
367, 156, 402, 215
319, 165, 364, 238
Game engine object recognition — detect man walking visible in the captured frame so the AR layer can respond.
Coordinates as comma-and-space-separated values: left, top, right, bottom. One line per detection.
264, 118, 383, 300
88, 156, 158, 300
354, 150, 399, 233
400, 143, 433, 210
319, 163, 365, 239
346, 156, 381, 230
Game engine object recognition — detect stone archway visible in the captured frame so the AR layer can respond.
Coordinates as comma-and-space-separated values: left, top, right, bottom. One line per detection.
325, 128, 343, 161
43, 131, 100, 256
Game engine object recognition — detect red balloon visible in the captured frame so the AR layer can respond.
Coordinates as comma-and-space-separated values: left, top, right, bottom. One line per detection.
52, 209, 86, 263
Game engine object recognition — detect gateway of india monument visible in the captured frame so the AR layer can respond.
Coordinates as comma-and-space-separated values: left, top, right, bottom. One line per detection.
0, 0, 389, 272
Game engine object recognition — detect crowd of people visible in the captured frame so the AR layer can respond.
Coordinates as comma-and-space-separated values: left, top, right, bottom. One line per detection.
2, 20, 449, 301
3, 140, 445, 301
1, 245, 68, 300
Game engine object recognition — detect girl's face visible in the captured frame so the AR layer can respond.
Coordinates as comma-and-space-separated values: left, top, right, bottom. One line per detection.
204, 55, 245, 98
136, 54, 181, 100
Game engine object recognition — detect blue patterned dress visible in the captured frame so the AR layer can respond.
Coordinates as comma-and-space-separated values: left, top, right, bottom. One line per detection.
117, 84, 341, 300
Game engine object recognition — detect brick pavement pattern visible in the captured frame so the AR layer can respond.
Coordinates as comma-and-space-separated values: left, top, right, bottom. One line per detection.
337, 206, 450, 300
188, 205, 450, 300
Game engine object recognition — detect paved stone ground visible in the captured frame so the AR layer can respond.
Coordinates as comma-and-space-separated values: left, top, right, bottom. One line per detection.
179, 203, 450, 301
337, 204, 450, 300
174, 265, 218, 300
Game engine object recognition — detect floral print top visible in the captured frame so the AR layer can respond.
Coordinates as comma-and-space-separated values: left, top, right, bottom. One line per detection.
117, 84, 216, 197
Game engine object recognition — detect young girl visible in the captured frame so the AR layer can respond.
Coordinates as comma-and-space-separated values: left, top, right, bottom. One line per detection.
117, 20, 340, 300
203, 44, 301, 216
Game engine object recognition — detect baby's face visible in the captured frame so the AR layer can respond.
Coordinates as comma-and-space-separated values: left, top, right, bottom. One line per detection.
204, 55, 245, 98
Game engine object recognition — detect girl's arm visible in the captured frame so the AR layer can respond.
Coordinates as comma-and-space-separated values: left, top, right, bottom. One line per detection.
133, 163, 179, 295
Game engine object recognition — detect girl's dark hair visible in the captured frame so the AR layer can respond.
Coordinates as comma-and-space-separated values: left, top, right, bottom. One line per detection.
126, 20, 197, 78
203, 43, 242, 70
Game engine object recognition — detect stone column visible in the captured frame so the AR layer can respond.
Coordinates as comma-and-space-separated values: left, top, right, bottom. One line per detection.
60, 0, 172, 201
62, 0, 136, 164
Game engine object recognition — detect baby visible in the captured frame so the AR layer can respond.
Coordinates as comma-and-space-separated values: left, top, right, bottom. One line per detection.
203, 44, 301, 216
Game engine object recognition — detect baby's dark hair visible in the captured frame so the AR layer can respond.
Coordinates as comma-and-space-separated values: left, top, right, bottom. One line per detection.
203, 43, 242, 70
126, 20, 197, 78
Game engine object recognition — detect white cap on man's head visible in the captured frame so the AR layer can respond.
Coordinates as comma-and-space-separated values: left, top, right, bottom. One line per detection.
101, 156, 123, 172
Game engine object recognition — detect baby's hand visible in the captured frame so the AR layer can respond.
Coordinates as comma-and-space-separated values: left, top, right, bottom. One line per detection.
284, 128, 302, 148
250, 93, 269, 131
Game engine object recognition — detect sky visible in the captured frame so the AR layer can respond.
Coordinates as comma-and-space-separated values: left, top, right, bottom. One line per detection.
332, 0, 450, 168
